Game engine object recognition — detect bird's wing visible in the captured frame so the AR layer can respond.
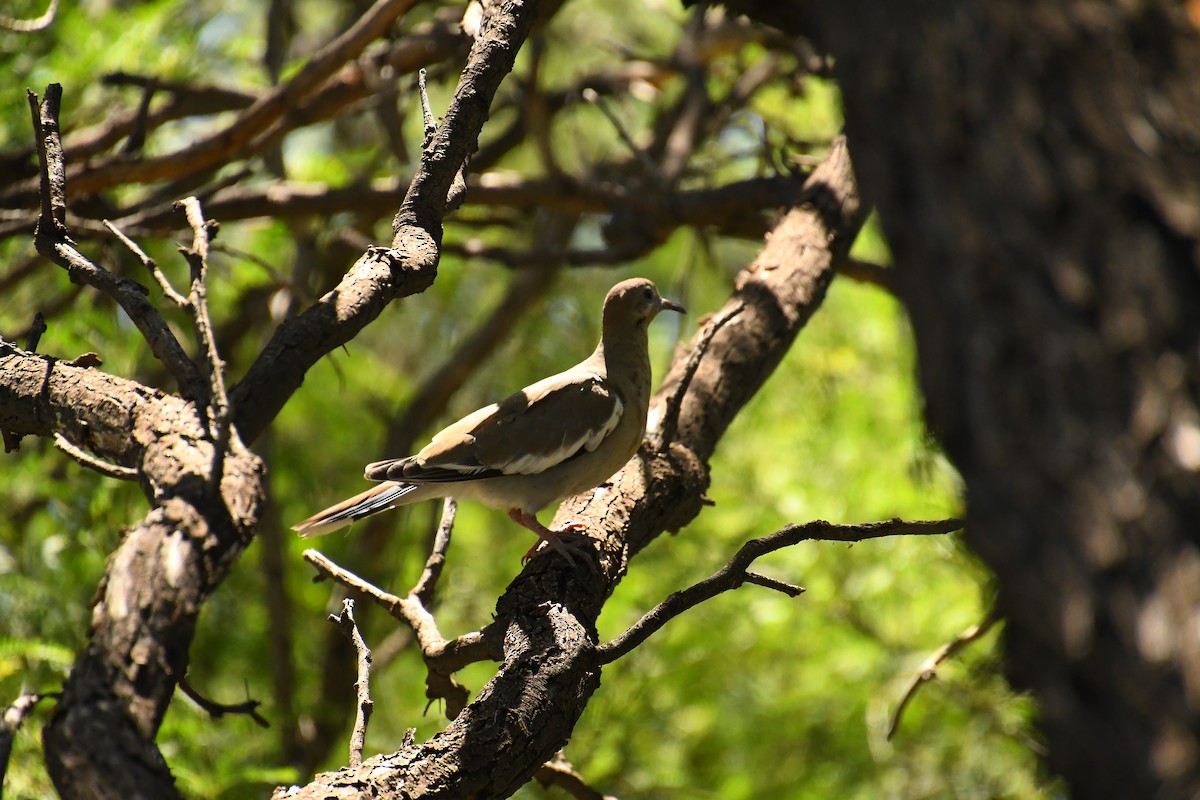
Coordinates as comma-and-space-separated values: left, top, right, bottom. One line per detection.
365, 370, 623, 483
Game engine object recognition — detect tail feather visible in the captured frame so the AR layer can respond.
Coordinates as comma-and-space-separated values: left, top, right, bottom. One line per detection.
292, 482, 419, 538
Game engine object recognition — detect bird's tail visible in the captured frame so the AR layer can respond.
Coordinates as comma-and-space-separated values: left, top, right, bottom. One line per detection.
292, 482, 419, 538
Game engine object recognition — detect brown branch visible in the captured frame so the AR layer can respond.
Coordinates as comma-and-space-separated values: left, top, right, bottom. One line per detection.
412, 498, 457, 605
103, 219, 190, 307
53, 432, 139, 480
596, 518, 964, 664
27, 85, 205, 398
534, 753, 616, 800
178, 675, 269, 728
328, 599, 374, 766
303, 549, 500, 717
838, 255, 894, 294
887, 605, 1002, 741
281, 131, 865, 800
177, 197, 231, 471
1, 692, 53, 791
650, 302, 744, 450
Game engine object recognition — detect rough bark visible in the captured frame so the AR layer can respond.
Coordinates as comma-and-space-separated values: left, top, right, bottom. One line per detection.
7, 2, 542, 797
275, 136, 864, 799
719, 1, 1200, 795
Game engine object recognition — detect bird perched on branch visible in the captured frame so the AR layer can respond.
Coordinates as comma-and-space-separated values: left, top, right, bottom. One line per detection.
293, 278, 685, 560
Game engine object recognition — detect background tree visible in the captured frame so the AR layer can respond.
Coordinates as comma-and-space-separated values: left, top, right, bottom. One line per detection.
0, 0, 1150, 797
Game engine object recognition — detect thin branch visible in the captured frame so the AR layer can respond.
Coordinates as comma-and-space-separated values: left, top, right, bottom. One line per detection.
534, 753, 617, 800
596, 518, 965, 664
329, 599, 373, 767
304, 549, 500, 717
744, 571, 804, 597
24, 312, 47, 352
178, 675, 269, 728
103, 219, 190, 308
582, 88, 661, 182
178, 196, 233, 482
418, 68, 437, 148
887, 605, 1002, 741
27, 85, 205, 397
651, 302, 744, 450
1, 692, 54, 790
412, 498, 457, 605
0, 0, 59, 32
53, 433, 139, 481
839, 255, 895, 294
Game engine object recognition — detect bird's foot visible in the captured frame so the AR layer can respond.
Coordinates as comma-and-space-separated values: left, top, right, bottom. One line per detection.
509, 510, 595, 567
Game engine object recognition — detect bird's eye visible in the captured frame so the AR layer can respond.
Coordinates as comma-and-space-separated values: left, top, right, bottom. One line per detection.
642, 288, 654, 301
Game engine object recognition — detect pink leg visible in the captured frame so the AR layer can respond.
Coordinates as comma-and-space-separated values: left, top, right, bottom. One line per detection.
507, 509, 590, 564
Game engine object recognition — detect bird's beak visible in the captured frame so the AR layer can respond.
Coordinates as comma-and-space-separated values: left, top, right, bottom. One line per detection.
660, 297, 686, 314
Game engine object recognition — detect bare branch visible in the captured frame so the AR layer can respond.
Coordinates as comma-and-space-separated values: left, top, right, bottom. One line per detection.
178, 675, 269, 729
103, 219, 190, 308
650, 302, 744, 450
53, 433, 139, 481
329, 599, 374, 766
534, 753, 617, 800
418, 68, 437, 148
303, 549, 500, 717
231, 0, 542, 446
887, 605, 1002, 741
596, 518, 964, 664
0, 0, 59, 32
1, 692, 53, 789
24, 312, 47, 352
839, 255, 894, 294
27, 85, 205, 397
412, 498, 457, 605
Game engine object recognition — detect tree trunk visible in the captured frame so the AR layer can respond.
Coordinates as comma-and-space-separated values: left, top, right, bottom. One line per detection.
720, 1, 1200, 795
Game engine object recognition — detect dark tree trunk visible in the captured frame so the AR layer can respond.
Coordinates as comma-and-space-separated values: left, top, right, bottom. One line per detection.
716, 1, 1200, 795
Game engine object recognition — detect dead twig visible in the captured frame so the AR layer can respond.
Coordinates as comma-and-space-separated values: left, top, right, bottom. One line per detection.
103, 219, 190, 308
179, 675, 269, 729
534, 752, 617, 800
328, 599, 373, 766
412, 498, 457, 605
596, 518, 964, 664
651, 302, 744, 450
886, 605, 1002, 740
177, 196, 233, 483
304, 549, 500, 718
27, 85, 205, 398
53, 433, 138, 481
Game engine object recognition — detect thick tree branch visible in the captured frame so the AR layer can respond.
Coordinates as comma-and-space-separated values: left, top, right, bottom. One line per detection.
279, 132, 865, 800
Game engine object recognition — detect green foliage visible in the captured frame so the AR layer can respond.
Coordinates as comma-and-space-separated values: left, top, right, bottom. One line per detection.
0, 0, 1059, 797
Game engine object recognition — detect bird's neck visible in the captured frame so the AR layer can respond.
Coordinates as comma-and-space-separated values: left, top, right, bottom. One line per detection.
593, 324, 652, 403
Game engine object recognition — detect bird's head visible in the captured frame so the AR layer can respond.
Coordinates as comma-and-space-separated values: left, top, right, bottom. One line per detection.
603, 278, 686, 332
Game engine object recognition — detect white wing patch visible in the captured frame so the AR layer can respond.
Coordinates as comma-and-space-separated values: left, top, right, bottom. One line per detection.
501, 394, 623, 475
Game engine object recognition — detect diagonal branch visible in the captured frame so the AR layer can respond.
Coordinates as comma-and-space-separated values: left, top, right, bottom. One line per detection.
280, 133, 867, 800
887, 604, 1001, 740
